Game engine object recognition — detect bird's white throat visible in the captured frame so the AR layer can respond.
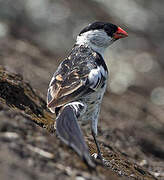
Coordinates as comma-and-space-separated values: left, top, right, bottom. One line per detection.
76, 29, 113, 57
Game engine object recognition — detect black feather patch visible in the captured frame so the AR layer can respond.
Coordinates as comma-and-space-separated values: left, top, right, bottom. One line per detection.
79, 21, 118, 37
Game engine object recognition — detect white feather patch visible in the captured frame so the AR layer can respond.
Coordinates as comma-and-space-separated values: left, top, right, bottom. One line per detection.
88, 67, 100, 87
49, 76, 55, 86
88, 65, 107, 89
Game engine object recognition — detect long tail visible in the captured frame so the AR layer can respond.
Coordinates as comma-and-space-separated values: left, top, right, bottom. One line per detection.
56, 105, 95, 168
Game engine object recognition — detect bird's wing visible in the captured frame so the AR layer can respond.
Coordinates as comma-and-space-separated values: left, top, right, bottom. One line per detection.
47, 52, 107, 109
47, 60, 91, 108
56, 104, 95, 168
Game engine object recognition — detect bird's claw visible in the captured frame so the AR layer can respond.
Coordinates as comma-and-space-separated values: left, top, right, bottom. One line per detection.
91, 153, 99, 159
91, 153, 110, 167
91, 153, 104, 162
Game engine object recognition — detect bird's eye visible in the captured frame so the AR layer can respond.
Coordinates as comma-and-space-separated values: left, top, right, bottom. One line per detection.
104, 24, 118, 37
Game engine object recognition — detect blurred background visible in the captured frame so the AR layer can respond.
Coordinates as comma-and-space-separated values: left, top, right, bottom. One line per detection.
0, 0, 164, 179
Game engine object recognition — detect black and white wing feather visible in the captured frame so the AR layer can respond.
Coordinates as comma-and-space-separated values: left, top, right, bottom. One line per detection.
47, 46, 108, 111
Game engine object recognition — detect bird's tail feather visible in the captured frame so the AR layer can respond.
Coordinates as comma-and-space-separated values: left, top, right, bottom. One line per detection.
56, 105, 95, 168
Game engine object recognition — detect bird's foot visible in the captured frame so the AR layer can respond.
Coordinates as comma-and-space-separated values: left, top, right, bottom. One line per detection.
91, 153, 110, 167
91, 153, 105, 164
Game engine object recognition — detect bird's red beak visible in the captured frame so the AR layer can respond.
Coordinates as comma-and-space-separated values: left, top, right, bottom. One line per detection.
113, 27, 128, 40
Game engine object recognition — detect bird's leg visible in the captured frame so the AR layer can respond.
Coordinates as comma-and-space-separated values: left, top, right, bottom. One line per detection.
92, 130, 104, 162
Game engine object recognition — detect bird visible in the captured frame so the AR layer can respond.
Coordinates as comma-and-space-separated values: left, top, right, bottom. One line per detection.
47, 21, 128, 168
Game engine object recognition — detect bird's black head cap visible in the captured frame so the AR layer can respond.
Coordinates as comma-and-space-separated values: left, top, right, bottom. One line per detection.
79, 21, 118, 37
